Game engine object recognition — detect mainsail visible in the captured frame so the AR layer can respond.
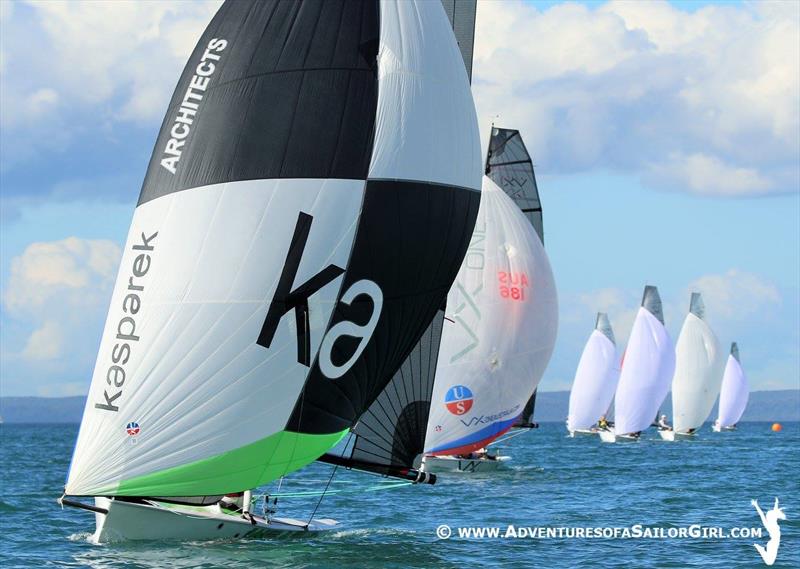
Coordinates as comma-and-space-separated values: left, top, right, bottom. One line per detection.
612, 286, 675, 436
671, 293, 724, 433
65, 0, 481, 499
717, 343, 749, 428
485, 127, 544, 244
441, 0, 477, 82
485, 127, 546, 427
423, 177, 558, 456
567, 313, 620, 432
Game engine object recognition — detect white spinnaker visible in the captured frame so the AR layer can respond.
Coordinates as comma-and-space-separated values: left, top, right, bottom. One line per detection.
370, 0, 481, 188
717, 348, 749, 428
671, 310, 724, 432
66, 180, 363, 496
423, 178, 558, 454
613, 306, 675, 436
567, 318, 619, 432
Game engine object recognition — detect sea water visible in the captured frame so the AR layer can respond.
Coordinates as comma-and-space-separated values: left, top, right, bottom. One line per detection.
1, 422, 798, 568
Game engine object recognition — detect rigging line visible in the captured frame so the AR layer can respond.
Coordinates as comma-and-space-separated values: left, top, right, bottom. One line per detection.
486, 427, 528, 447
306, 431, 353, 528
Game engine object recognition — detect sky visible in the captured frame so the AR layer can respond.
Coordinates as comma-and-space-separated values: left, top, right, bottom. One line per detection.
0, 0, 798, 397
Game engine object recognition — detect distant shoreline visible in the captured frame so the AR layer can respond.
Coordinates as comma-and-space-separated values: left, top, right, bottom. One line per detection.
2, 390, 798, 423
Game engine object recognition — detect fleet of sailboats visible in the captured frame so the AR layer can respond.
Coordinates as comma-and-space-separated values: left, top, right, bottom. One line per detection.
56, 0, 757, 543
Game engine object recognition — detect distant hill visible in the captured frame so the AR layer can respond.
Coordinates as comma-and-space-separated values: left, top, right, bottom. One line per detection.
1, 391, 797, 423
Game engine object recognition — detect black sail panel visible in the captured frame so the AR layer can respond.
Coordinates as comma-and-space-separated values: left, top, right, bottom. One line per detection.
139, 0, 380, 205
440, 0, 477, 82
485, 127, 544, 244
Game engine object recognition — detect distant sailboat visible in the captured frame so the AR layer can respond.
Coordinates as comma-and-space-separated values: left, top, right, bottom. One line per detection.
421, 176, 558, 473
59, 0, 482, 541
660, 293, 724, 441
713, 343, 749, 431
599, 286, 675, 443
484, 126, 547, 429
567, 313, 620, 437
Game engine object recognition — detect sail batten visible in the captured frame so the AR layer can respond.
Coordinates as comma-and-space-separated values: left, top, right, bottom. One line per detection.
66, 0, 481, 498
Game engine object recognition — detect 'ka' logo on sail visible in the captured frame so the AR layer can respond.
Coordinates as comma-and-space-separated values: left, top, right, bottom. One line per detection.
257, 212, 383, 380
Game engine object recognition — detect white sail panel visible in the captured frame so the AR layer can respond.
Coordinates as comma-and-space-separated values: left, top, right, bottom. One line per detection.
671, 296, 724, 432
567, 315, 620, 432
717, 345, 749, 428
369, 0, 481, 189
613, 293, 675, 436
423, 178, 558, 455
66, 180, 363, 496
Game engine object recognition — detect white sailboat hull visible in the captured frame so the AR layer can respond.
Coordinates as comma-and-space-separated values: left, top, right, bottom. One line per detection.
91, 498, 338, 543
658, 430, 697, 441
712, 424, 736, 432
568, 429, 598, 438
598, 430, 639, 443
421, 454, 510, 473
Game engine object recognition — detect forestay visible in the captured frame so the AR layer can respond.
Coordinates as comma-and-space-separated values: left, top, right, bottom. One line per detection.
717, 343, 749, 428
567, 313, 620, 432
613, 286, 675, 436
423, 178, 558, 456
671, 293, 724, 432
65, 0, 481, 499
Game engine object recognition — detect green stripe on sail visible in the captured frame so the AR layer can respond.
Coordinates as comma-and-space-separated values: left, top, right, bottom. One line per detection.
111, 429, 347, 497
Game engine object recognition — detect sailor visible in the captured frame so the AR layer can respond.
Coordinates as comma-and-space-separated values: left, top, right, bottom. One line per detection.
219, 492, 245, 512
597, 415, 610, 431
657, 414, 672, 431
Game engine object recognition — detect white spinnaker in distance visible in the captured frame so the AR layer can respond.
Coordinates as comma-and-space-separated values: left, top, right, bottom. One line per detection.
423, 178, 558, 455
567, 314, 620, 432
671, 295, 724, 432
613, 288, 675, 436
717, 345, 749, 428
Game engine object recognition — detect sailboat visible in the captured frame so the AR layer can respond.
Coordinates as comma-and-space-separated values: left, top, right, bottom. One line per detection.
599, 286, 675, 443
484, 126, 547, 431
659, 293, 724, 441
420, 176, 558, 473
59, 0, 482, 542
713, 343, 749, 431
567, 313, 620, 437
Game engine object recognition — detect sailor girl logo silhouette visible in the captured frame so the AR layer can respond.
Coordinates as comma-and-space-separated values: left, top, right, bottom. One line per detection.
751, 498, 785, 566
445, 385, 474, 415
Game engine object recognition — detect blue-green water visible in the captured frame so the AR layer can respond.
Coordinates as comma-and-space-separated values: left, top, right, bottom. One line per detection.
1, 422, 798, 568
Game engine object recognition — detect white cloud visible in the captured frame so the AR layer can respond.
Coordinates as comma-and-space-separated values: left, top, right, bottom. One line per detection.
473, 0, 800, 196
2, 237, 121, 393
22, 320, 63, 361
686, 268, 781, 320
5, 237, 121, 311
